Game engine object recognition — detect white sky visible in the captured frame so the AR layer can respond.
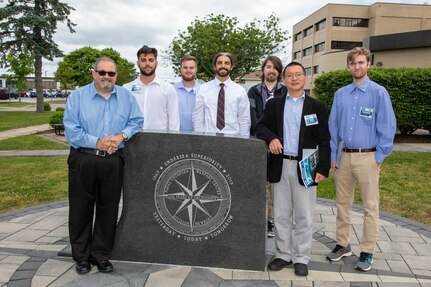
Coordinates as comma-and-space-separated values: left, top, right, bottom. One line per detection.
2, 0, 427, 80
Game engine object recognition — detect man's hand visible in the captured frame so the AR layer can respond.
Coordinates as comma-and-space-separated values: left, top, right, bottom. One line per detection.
314, 172, 327, 183
268, 138, 283, 154
331, 161, 336, 171
96, 133, 124, 155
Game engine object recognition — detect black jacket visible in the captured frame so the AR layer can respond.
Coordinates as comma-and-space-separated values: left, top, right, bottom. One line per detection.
255, 93, 330, 185
248, 82, 287, 135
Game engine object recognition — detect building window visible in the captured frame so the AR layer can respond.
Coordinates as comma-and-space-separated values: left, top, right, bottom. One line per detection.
293, 51, 302, 60
331, 41, 362, 50
314, 42, 325, 53
305, 67, 312, 75
333, 17, 369, 27
315, 19, 326, 31
304, 26, 313, 37
313, 65, 319, 74
294, 32, 302, 42
303, 47, 312, 57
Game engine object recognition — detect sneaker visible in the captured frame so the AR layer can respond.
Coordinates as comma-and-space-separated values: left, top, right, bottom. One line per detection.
326, 244, 352, 261
267, 220, 275, 238
355, 252, 373, 271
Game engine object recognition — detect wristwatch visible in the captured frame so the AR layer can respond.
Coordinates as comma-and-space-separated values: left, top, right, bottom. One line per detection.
121, 133, 128, 141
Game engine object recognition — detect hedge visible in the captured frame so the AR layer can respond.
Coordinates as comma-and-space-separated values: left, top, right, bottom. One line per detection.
314, 67, 431, 134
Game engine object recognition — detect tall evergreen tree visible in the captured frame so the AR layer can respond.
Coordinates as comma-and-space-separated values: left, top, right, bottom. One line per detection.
0, 0, 76, 112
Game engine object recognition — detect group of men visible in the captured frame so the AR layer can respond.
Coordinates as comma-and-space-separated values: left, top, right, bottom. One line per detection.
63, 46, 396, 277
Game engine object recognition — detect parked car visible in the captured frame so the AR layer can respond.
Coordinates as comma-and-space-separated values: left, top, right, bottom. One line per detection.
29, 91, 37, 98
53, 91, 65, 98
0, 88, 10, 100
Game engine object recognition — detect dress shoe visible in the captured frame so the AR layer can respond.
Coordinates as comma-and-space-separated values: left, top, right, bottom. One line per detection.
91, 258, 114, 273
268, 258, 292, 271
294, 263, 308, 276
75, 261, 91, 274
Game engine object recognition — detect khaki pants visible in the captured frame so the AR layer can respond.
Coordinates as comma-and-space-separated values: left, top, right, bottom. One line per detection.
334, 151, 380, 254
266, 182, 273, 219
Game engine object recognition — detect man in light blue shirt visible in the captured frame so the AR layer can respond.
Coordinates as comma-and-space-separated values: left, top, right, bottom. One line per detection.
174, 55, 200, 132
326, 47, 396, 272
64, 57, 143, 275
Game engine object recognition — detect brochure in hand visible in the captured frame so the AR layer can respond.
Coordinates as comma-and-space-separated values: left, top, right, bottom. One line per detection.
299, 148, 319, 188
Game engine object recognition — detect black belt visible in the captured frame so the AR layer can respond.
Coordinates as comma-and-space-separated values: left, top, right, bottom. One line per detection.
283, 155, 298, 160
78, 148, 119, 157
343, 147, 376, 153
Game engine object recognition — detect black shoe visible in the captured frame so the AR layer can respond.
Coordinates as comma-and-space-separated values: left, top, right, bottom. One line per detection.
75, 261, 91, 274
91, 258, 113, 273
268, 258, 292, 271
294, 263, 308, 276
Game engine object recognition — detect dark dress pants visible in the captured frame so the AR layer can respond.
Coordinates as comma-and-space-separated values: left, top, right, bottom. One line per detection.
67, 148, 124, 262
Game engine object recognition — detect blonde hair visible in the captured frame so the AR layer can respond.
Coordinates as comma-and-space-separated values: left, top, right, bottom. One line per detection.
347, 47, 371, 64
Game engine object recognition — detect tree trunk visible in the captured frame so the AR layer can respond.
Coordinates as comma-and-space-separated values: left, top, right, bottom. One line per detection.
34, 55, 44, 112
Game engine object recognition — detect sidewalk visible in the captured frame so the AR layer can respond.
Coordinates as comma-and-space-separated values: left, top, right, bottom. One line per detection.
0, 200, 430, 287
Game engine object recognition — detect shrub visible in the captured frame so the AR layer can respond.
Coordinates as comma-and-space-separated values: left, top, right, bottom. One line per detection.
55, 107, 65, 112
44, 102, 52, 111
49, 111, 64, 128
314, 67, 431, 135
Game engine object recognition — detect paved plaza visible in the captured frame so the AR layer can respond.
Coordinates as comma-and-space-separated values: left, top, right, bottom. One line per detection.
0, 198, 430, 287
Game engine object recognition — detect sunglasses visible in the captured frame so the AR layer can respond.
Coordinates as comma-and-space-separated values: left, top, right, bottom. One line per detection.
94, 70, 117, 77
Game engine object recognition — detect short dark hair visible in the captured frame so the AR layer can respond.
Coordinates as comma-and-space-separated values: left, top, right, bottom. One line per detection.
261, 55, 283, 81
283, 61, 306, 76
137, 45, 158, 59
180, 55, 197, 65
212, 52, 234, 67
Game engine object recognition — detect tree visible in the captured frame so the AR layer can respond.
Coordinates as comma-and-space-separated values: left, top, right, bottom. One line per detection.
165, 13, 289, 81
55, 46, 136, 88
6, 52, 34, 102
0, 0, 76, 112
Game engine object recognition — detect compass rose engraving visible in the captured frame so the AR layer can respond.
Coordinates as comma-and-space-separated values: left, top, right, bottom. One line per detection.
154, 158, 231, 237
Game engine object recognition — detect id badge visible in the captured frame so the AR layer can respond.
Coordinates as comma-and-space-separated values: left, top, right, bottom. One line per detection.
359, 107, 373, 119
131, 85, 142, 92
304, 114, 318, 126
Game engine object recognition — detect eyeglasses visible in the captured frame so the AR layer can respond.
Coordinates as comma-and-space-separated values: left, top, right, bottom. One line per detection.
285, 73, 305, 79
94, 70, 117, 77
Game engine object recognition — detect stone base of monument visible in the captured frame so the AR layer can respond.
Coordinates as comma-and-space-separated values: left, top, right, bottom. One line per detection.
111, 132, 268, 271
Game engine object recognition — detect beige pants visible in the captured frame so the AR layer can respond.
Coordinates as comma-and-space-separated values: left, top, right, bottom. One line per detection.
334, 151, 380, 254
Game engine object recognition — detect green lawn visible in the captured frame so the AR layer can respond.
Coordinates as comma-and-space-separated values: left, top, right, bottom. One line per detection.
0, 111, 52, 131
0, 156, 68, 213
0, 134, 69, 150
0, 102, 34, 108
317, 151, 431, 225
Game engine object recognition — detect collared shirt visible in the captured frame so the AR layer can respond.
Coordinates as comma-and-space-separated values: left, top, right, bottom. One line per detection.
283, 92, 305, 156
261, 83, 275, 107
192, 78, 251, 136
329, 76, 396, 163
64, 82, 144, 149
174, 80, 200, 132
123, 76, 180, 131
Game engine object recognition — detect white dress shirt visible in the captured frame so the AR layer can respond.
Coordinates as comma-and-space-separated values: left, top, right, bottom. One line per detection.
123, 76, 180, 131
193, 78, 250, 135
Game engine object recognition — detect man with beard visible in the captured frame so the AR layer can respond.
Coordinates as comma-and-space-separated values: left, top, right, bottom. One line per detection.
193, 52, 250, 135
248, 55, 286, 135
63, 57, 143, 274
174, 55, 200, 132
248, 55, 287, 238
326, 47, 396, 272
124, 45, 180, 131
